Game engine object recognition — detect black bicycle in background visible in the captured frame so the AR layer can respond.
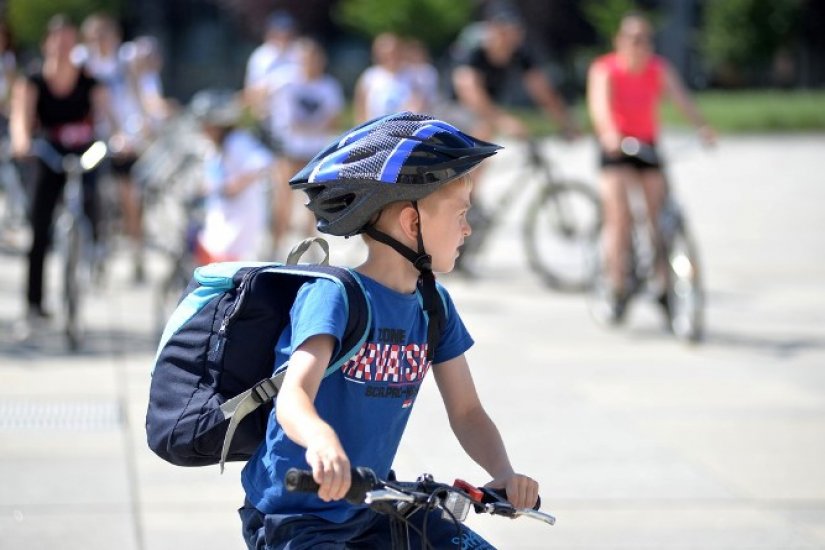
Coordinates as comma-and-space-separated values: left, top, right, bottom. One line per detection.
286, 466, 555, 549
458, 137, 601, 292
32, 139, 109, 350
132, 115, 209, 338
588, 137, 705, 343
0, 135, 29, 254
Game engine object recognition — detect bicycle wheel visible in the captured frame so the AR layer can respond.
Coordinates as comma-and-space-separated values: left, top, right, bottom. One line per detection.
523, 180, 602, 292
63, 221, 91, 350
666, 222, 704, 343
586, 229, 647, 326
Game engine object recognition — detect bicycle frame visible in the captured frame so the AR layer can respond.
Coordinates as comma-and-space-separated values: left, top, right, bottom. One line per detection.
478, 138, 555, 226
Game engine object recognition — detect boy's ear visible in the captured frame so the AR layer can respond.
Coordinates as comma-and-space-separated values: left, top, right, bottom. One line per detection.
398, 203, 420, 240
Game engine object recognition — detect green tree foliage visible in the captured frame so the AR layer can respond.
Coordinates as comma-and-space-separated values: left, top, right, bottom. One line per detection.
702, 0, 801, 68
334, 0, 473, 52
8, 0, 122, 47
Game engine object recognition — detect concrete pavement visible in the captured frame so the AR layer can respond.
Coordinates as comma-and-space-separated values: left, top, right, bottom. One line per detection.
1, 133, 824, 549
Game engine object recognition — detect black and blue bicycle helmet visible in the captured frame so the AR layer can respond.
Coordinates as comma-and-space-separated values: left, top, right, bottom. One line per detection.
290, 111, 501, 238
290, 111, 501, 360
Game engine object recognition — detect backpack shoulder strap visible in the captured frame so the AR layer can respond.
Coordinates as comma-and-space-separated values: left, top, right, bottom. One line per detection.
217, 264, 370, 472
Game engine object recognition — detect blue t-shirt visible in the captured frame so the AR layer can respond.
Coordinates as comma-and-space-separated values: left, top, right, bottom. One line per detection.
241, 272, 473, 522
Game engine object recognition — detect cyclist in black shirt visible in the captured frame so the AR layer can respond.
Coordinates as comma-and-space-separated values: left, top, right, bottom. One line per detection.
10, 15, 115, 331
452, 6, 578, 142
450, 5, 578, 274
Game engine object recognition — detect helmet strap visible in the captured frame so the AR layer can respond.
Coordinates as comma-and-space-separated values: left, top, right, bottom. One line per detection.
363, 201, 442, 361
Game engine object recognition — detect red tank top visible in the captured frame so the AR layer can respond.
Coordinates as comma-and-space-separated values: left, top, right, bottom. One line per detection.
596, 52, 664, 143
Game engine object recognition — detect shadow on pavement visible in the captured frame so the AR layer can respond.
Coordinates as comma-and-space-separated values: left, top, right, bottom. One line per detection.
0, 321, 158, 361
702, 330, 825, 358
616, 323, 825, 359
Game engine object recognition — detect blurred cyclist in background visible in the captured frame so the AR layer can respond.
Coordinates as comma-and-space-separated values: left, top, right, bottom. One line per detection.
190, 90, 273, 265
449, 3, 579, 274
124, 35, 174, 130
451, 3, 578, 142
79, 13, 150, 282
10, 14, 116, 333
267, 38, 343, 255
587, 11, 715, 322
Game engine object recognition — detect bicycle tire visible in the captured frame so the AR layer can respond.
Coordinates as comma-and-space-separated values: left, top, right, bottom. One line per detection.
63, 221, 87, 350
523, 180, 602, 292
666, 221, 705, 343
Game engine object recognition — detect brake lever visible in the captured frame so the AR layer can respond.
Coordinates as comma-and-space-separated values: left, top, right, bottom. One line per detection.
479, 487, 542, 511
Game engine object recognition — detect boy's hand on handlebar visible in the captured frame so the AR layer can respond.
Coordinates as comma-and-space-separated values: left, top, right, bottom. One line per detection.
486, 473, 539, 510
305, 431, 351, 502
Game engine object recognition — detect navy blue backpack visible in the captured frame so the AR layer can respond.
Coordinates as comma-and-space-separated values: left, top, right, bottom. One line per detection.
146, 242, 372, 472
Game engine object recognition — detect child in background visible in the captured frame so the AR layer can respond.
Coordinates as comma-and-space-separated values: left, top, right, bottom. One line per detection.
190, 90, 273, 264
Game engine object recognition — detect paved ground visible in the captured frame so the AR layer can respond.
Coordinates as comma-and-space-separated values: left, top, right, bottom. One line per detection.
1, 133, 824, 549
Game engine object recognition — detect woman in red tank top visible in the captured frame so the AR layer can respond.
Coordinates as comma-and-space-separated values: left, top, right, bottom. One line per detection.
586, 12, 715, 323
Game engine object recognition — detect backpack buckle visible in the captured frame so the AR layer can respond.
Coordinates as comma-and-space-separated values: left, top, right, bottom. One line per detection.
251, 378, 279, 404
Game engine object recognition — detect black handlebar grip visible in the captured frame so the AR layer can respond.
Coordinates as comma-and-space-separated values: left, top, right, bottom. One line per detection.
285, 467, 379, 504
486, 487, 542, 510
285, 468, 320, 493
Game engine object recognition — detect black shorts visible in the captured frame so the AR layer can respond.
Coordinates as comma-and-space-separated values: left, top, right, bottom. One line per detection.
599, 140, 662, 170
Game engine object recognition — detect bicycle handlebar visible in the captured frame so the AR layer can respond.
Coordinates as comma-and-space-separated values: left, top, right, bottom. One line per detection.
29, 139, 109, 174
285, 466, 379, 505
285, 467, 554, 525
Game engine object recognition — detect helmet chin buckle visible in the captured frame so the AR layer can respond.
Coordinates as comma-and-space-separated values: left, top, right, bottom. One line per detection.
413, 254, 433, 272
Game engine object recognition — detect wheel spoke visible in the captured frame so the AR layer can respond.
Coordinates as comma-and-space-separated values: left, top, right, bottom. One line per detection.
524, 182, 601, 292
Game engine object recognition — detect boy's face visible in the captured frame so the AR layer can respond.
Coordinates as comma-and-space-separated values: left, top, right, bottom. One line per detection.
419, 177, 473, 273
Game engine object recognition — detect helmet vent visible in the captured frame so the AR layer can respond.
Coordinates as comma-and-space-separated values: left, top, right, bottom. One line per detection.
321, 192, 356, 213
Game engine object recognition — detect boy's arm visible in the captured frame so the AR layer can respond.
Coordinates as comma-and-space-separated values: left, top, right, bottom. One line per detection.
275, 334, 351, 502
432, 354, 539, 509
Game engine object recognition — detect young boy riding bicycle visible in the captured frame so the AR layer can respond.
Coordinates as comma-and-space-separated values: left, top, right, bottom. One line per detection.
239, 112, 538, 549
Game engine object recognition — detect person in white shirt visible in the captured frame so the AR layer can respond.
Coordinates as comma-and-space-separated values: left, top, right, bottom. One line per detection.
403, 38, 440, 115
243, 11, 300, 123
122, 35, 173, 130
268, 38, 343, 253
79, 13, 150, 281
190, 90, 273, 264
353, 32, 427, 123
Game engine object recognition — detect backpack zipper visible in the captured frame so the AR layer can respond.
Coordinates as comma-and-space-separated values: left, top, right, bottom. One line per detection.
218, 267, 261, 337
